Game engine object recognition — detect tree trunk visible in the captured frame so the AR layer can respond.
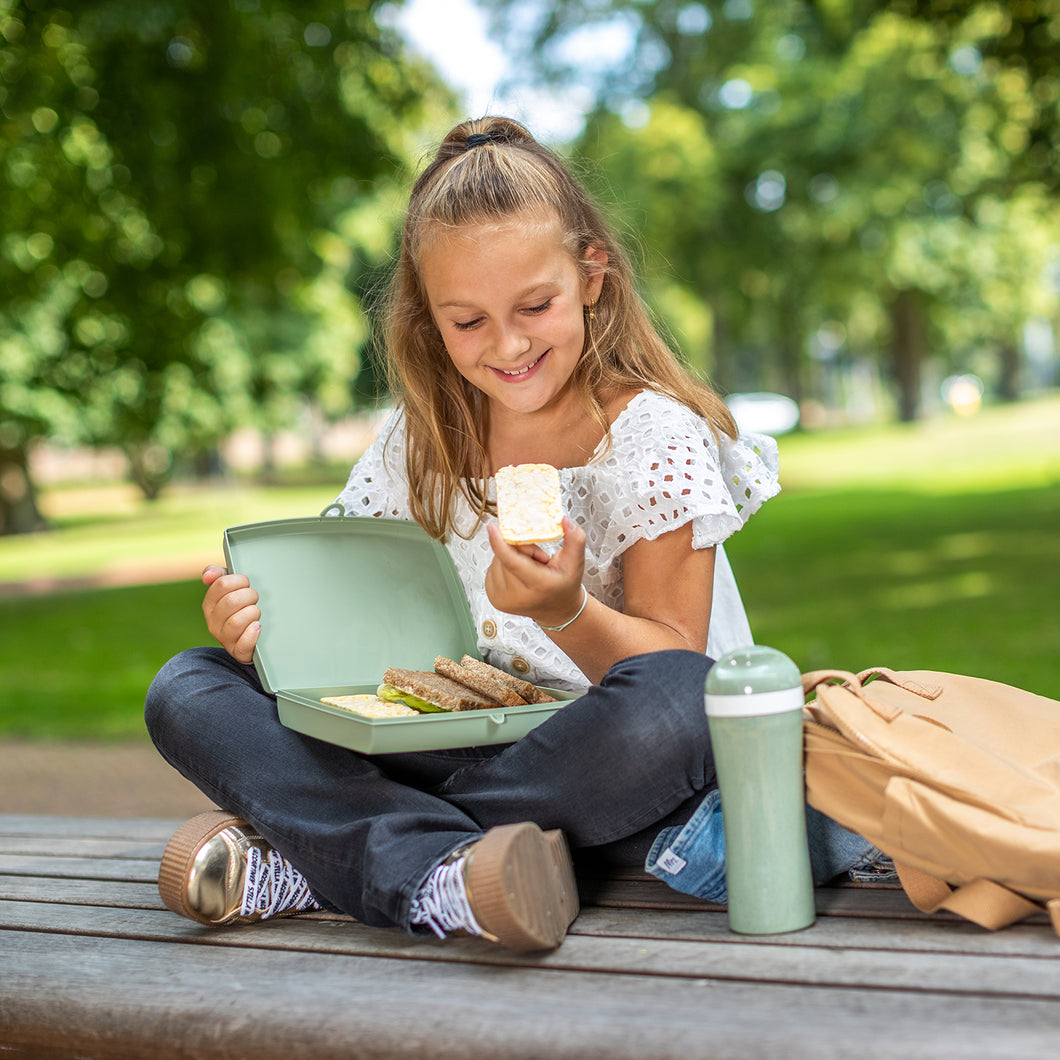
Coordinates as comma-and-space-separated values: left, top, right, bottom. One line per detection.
0, 444, 48, 536
889, 289, 926, 422
778, 300, 804, 405
997, 342, 1020, 402
124, 443, 170, 501
711, 305, 733, 394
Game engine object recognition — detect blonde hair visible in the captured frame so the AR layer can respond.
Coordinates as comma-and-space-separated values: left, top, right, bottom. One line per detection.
383, 115, 737, 540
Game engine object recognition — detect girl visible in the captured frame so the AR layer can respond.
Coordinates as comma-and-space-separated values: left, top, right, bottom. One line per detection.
146, 117, 873, 952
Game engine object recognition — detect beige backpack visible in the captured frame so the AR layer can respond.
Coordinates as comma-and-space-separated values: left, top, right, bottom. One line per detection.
802, 667, 1060, 937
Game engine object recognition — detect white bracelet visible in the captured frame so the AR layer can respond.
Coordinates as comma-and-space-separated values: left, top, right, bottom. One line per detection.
536, 586, 589, 633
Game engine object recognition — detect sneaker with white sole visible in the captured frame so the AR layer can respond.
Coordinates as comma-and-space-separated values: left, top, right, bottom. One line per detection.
410, 822, 579, 951
158, 810, 322, 926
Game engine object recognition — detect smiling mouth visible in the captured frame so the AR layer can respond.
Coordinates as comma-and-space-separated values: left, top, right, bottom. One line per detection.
497, 353, 544, 377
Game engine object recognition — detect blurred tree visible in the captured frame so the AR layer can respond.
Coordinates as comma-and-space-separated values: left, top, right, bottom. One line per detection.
578, 101, 728, 382
884, 0, 1060, 193
481, 0, 1057, 420
0, 0, 448, 532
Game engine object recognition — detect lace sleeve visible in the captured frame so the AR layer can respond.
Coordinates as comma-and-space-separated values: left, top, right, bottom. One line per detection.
584, 393, 780, 565
332, 408, 412, 520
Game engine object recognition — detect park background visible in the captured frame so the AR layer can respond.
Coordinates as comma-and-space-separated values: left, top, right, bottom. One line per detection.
1, 1, 1058, 779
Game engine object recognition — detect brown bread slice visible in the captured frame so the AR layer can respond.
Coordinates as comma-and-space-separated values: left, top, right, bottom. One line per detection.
383, 668, 503, 712
459, 655, 558, 704
434, 656, 527, 707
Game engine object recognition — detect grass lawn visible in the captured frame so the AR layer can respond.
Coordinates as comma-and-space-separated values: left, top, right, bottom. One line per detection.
1, 393, 1058, 740
0, 480, 337, 586
0, 579, 207, 739
728, 483, 1058, 697
727, 393, 1060, 698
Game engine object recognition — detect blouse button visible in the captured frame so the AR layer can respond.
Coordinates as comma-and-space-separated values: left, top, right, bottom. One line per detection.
481, 619, 498, 639
511, 656, 531, 675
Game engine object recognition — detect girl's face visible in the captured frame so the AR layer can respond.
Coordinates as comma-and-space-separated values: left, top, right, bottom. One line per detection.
419, 211, 605, 420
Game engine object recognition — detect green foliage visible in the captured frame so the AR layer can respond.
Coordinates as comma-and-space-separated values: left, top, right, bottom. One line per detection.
888, 0, 1060, 189
481, 0, 1060, 416
0, 0, 450, 521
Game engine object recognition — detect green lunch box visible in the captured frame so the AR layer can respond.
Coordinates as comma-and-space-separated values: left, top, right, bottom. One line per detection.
222, 513, 577, 754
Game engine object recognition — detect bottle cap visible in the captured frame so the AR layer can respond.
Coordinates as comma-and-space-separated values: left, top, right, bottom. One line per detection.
705, 645, 803, 717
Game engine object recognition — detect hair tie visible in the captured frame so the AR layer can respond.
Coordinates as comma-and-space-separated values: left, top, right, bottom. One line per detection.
465, 132, 493, 148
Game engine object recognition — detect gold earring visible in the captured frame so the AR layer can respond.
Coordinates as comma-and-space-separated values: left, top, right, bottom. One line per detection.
586, 298, 596, 321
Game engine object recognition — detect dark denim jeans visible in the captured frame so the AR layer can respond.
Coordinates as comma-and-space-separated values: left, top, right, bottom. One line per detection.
145, 646, 717, 932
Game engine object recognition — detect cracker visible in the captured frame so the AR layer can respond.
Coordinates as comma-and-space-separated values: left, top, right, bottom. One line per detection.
320, 694, 417, 719
495, 463, 563, 545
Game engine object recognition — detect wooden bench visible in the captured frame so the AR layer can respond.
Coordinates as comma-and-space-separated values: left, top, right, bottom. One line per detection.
3, 812, 1059, 1057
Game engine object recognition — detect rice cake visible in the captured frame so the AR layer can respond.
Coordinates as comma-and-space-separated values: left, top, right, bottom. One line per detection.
320, 694, 417, 718
495, 463, 563, 545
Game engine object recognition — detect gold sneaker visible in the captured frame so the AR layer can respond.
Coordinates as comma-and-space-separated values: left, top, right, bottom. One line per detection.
158, 810, 321, 926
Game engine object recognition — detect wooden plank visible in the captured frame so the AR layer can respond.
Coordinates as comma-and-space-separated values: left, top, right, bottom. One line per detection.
3, 873, 1056, 962
582, 875, 1054, 925
0, 851, 955, 923
4, 812, 1051, 932
6, 814, 1060, 1060
4, 898, 1060, 1000
584, 874, 917, 916
583, 867, 902, 896
0, 875, 163, 908
571, 905, 1060, 958
4, 930, 1060, 1059
0, 815, 182, 840
0, 853, 161, 883
2, 876, 1056, 962
4, 844, 1050, 931
0, 835, 167, 858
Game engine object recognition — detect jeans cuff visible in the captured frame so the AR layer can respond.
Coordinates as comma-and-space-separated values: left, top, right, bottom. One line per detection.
645, 787, 728, 903
805, 805, 879, 884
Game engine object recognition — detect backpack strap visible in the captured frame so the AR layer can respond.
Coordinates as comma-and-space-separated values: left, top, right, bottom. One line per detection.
855, 667, 944, 699
895, 860, 1054, 935
804, 669, 905, 722
802, 670, 863, 695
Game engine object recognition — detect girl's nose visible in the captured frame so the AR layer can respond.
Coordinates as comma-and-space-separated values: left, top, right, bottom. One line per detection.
497, 324, 531, 360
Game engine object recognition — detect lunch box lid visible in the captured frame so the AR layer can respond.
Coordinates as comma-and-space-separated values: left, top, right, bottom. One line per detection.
222, 511, 481, 696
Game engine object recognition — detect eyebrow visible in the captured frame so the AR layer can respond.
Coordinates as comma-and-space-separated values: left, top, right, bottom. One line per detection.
434, 280, 558, 311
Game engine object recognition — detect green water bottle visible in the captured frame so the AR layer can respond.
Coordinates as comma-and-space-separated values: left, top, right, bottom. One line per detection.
704, 645, 816, 934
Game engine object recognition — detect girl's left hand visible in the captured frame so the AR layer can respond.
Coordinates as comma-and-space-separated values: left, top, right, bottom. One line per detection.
485, 515, 587, 627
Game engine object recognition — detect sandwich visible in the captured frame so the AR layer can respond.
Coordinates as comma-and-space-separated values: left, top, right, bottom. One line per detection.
375, 657, 559, 714
434, 655, 528, 706
379, 667, 504, 713
447, 654, 558, 706
495, 463, 563, 545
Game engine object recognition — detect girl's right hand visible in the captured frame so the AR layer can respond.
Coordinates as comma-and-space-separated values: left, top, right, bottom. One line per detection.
201, 564, 261, 664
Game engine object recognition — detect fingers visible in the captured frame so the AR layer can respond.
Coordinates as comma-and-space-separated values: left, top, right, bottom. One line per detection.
201, 563, 227, 587
486, 522, 528, 562
202, 571, 261, 664
227, 617, 261, 665
486, 518, 584, 570
554, 516, 586, 566
485, 517, 586, 619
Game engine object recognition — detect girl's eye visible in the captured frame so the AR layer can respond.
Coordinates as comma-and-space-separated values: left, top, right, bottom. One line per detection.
453, 318, 483, 332
524, 300, 552, 315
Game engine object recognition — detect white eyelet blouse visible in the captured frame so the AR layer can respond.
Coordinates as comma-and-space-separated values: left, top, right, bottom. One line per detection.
333, 390, 781, 693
